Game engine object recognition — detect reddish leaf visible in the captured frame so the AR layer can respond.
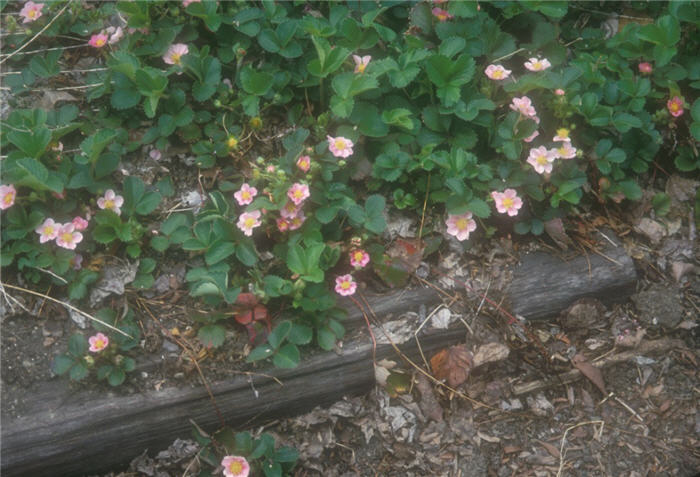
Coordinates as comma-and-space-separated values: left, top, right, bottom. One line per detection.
235, 309, 253, 325
571, 354, 607, 395
387, 237, 425, 273
253, 304, 267, 321
430, 344, 473, 388
236, 292, 258, 306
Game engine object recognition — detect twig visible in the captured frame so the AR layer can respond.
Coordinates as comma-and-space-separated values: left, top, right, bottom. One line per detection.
492, 47, 525, 63
0, 2, 70, 66
418, 172, 430, 240
556, 420, 605, 477
0, 67, 107, 77
0, 281, 132, 337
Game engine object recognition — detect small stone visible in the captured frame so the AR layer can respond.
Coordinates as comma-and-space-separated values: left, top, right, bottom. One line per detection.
634, 218, 666, 243
631, 283, 683, 328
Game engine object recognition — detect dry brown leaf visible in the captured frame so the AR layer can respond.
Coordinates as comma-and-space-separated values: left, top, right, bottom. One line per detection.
544, 217, 572, 250
571, 354, 607, 396
415, 373, 443, 422
535, 439, 561, 458
430, 344, 473, 388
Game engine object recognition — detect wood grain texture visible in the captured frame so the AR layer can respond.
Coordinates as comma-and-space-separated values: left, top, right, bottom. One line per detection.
507, 233, 637, 320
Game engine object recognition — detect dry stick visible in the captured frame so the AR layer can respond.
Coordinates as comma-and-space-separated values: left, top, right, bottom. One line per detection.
351, 293, 377, 365
0, 2, 69, 66
556, 420, 605, 477
417, 172, 431, 240
0, 281, 132, 337
0, 67, 108, 76
512, 338, 686, 396
135, 297, 225, 428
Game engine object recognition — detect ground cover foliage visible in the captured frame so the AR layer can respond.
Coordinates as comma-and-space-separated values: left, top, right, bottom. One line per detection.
1, 1, 699, 475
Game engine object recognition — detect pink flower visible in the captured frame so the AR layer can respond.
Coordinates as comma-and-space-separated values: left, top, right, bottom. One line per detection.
237, 210, 262, 236
491, 189, 523, 217
638, 62, 653, 74
287, 183, 310, 206
183, 0, 201, 6
445, 212, 477, 241
276, 217, 290, 232
296, 155, 311, 172
335, 274, 357, 296
484, 64, 511, 80
72, 216, 89, 231
221, 455, 250, 477
523, 130, 539, 143
265, 165, 276, 173
163, 43, 188, 66
524, 57, 551, 72
97, 189, 124, 215
353, 55, 371, 74
667, 96, 684, 117
527, 146, 557, 174
554, 88, 565, 96
55, 223, 83, 250
70, 253, 83, 270
0, 184, 17, 210
510, 96, 537, 118
350, 249, 370, 268
234, 183, 258, 206
106, 26, 124, 45
19, 1, 44, 23
88, 333, 109, 353
280, 201, 300, 219
36, 218, 60, 243
432, 7, 453, 22
287, 210, 306, 230
149, 149, 162, 160
88, 33, 108, 48
553, 127, 571, 142
327, 135, 354, 158
556, 143, 577, 159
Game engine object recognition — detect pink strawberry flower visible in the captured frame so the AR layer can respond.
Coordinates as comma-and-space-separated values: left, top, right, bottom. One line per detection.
350, 249, 370, 268
445, 212, 477, 241
491, 189, 523, 217
106, 26, 124, 45
327, 135, 354, 158
237, 210, 262, 236
221, 455, 250, 477
163, 43, 189, 65
638, 62, 653, 74
524, 57, 551, 72
88, 333, 109, 353
523, 130, 539, 143
70, 253, 83, 270
0, 184, 17, 210
149, 149, 162, 160
280, 201, 300, 219
527, 146, 557, 174
19, 1, 44, 23
234, 183, 257, 206
55, 223, 83, 250
287, 210, 306, 231
335, 274, 357, 296
36, 218, 60, 243
183, 0, 201, 6
554, 88, 566, 96
556, 143, 577, 159
88, 33, 108, 48
484, 64, 511, 80
72, 216, 89, 231
667, 96, 684, 117
353, 55, 371, 74
510, 96, 537, 118
553, 127, 571, 142
432, 7, 453, 22
276, 217, 290, 232
97, 189, 124, 215
296, 155, 311, 172
287, 183, 310, 206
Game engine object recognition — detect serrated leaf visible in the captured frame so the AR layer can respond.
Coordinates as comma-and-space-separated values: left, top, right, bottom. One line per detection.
111, 88, 141, 110
268, 320, 292, 349
273, 343, 300, 368
198, 324, 226, 348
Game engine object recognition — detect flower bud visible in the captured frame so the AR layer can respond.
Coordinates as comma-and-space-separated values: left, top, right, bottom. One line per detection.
84, 355, 95, 367
213, 99, 222, 108
338, 160, 347, 167
227, 136, 238, 149
293, 279, 306, 292
249, 117, 263, 129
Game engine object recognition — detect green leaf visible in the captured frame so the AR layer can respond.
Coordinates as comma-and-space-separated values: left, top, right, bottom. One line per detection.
268, 320, 292, 349
8, 127, 51, 158
240, 66, 274, 96
79, 129, 117, 164
29, 49, 62, 78
364, 194, 386, 234
618, 180, 643, 200
274, 446, 299, 463
286, 243, 325, 283
273, 343, 300, 369
652, 193, 671, 216
111, 88, 141, 110
246, 344, 275, 362
68, 333, 88, 357
287, 323, 312, 345
351, 102, 389, 137
52, 355, 75, 375
69, 362, 89, 381
381, 108, 414, 130
205, 241, 236, 265
107, 368, 126, 386
198, 324, 226, 348
263, 275, 293, 297
467, 198, 491, 218
612, 113, 642, 133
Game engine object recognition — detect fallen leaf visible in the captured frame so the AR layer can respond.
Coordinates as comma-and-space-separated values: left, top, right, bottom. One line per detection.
477, 431, 500, 443
671, 261, 694, 282
472, 342, 510, 367
535, 439, 561, 458
430, 344, 473, 388
38, 90, 77, 110
415, 373, 443, 422
571, 354, 607, 395
544, 218, 572, 250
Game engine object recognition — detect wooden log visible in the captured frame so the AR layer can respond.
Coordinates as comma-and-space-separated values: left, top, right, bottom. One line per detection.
507, 231, 637, 320
1, 288, 454, 477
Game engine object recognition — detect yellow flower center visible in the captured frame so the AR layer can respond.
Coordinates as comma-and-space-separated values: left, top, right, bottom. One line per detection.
229, 461, 243, 474
557, 146, 568, 155
227, 137, 238, 148
456, 218, 468, 230
61, 232, 73, 243
492, 70, 503, 79
341, 281, 351, 289
670, 102, 679, 112
244, 217, 255, 228
293, 189, 304, 199
44, 226, 55, 236
502, 197, 514, 208
171, 53, 182, 65
96, 38, 106, 47
354, 252, 364, 261
536, 155, 548, 165
241, 191, 251, 200
334, 139, 346, 150
556, 128, 569, 138
357, 63, 366, 74
29, 9, 37, 18
94, 339, 105, 349
104, 199, 114, 209
4, 194, 14, 205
